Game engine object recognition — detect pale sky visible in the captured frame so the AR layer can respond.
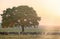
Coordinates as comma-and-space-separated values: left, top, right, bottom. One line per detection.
0, 0, 60, 26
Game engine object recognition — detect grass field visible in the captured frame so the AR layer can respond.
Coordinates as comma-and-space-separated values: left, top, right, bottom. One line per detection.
0, 34, 60, 39
0, 27, 43, 39
0, 27, 43, 32
0, 35, 41, 39
0, 27, 60, 39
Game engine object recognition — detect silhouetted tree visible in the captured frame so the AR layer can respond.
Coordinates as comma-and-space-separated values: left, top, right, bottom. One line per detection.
1, 5, 41, 32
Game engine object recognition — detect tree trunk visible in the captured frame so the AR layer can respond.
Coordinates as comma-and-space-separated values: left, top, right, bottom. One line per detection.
21, 26, 24, 32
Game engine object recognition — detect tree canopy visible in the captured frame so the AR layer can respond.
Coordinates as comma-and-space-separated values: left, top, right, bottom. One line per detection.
1, 5, 41, 32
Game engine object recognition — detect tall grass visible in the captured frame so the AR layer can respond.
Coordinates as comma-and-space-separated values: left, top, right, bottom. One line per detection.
0, 34, 60, 39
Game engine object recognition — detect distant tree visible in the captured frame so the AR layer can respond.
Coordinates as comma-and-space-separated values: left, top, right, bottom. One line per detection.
1, 6, 41, 32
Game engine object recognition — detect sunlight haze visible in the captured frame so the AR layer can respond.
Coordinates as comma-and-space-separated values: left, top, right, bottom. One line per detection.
0, 0, 60, 27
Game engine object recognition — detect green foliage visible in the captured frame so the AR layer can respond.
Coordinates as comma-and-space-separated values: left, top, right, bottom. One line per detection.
1, 5, 41, 32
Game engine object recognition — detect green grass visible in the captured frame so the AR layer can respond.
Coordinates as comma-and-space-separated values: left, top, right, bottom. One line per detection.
0, 28, 42, 32
0, 34, 60, 39
0, 28, 60, 39
0, 26, 60, 39
0, 35, 41, 39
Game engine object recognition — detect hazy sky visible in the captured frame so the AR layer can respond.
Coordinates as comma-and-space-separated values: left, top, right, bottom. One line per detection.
0, 0, 60, 26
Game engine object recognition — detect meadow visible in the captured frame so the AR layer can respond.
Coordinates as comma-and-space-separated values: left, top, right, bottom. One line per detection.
0, 27, 60, 39
0, 33, 60, 39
